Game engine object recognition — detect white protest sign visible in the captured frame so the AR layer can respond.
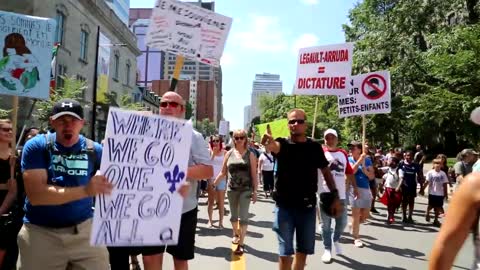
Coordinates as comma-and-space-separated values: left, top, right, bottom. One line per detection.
338, 70, 391, 118
218, 120, 229, 136
294, 43, 354, 96
91, 108, 193, 246
146, 0, 232, 67
0, 11, 56, 100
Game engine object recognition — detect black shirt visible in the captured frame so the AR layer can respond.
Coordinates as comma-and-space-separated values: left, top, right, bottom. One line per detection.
273, 137, 329, 207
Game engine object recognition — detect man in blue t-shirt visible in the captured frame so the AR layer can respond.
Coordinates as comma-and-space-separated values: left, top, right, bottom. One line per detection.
18, 99, 113, 270
399, 151, 424, 223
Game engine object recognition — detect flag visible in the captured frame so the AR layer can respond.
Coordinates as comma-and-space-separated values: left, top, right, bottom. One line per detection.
50, 42, 60, 91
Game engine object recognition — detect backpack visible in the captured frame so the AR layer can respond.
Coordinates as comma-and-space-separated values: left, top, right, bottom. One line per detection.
44, 133, 100, 178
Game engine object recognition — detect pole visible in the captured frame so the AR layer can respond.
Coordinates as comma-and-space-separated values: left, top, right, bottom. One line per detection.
16, 99, 37, 149
311, 96, 319, 138
169, 55, 185, 92
294, 95, 297, 108
91, 25, 100, 141
362, 114, 366, 152
11, 97, 18, 154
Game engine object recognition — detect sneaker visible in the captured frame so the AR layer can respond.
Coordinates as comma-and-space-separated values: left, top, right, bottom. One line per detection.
433, 220, 442, 227
408, 217, 415, 224
334, 241, 343, 255
388, 217, 394, 224
321, 250, 332, 263
354, 239, 364, 248
425, 214, 431, 222
402, 217, 408, 223
371, 208, 379, 214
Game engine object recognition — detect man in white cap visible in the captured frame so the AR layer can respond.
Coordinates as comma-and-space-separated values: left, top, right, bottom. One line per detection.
318, 128, 357, 263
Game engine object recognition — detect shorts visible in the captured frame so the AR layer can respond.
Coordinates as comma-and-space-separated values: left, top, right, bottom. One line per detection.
402, 186, 417, 202
272, 206, 316, 256
210, 179, 227, 191
428, 195, 444, 208
348, 187, 372, 209
132, 207, 198, 260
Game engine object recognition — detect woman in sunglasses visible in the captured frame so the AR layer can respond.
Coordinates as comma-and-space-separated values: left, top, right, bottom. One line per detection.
0, 119, 19, 269
213, 129, 258, 255
207, 135, 227, 228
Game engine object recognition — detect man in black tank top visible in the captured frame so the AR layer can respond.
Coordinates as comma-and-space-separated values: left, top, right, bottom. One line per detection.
262, 108, 341, 270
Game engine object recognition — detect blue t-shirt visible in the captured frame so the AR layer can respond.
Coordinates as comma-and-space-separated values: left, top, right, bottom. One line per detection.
348, 156, 372, 189
399, 161, 421, 189
21, 134, 102, 227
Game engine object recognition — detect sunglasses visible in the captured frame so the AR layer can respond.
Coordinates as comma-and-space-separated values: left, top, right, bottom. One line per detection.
212, 140, 220, 143
160, 101, 181, 108
0, 127, 12, 132
234, 136, 245, 141
288, 119, 305, 125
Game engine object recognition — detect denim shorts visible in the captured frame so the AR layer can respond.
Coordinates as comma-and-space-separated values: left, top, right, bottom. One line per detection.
272, 206, 316, 256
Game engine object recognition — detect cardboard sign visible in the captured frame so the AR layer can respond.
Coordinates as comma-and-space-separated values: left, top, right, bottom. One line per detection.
338, 70, 391, 118
0, 11, 56, 100
256, 119, 290, 139
146, 0, 232, 67
218, 120, 229, 136
91, 108, 193, 246
294, 43, 354, 96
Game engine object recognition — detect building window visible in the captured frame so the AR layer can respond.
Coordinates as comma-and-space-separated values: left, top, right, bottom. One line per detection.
55, 12, 65, 43
113, 53, 120, 80
126, 62, 131, 86
57, 64, 67, 88
80, 30, 89, 62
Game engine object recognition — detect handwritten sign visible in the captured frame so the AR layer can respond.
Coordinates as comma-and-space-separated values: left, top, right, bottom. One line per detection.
294, 43, 353, 96
338, 70, 391, 118
91, 108, 193, 246
218, 120, 229, 136
0, 11, 56, 99
146, 0, 232, 67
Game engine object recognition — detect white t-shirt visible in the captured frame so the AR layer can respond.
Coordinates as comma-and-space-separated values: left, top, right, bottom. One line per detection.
318, 148, 353, 200
259, 153, 274, 171
382, 167, 400, 188
426, 169, 449, 196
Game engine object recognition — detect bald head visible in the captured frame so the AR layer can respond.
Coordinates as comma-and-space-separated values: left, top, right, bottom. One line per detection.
160, 91, 186, 118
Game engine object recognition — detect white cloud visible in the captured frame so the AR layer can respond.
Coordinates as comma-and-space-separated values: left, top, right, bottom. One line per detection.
291, 33, 319, 54
220, 52, 234, 66
300, 0, 319, 4
232, 15, 289, 53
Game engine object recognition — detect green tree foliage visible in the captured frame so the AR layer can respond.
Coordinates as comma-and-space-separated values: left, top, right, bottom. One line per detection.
195, 118, 217, 137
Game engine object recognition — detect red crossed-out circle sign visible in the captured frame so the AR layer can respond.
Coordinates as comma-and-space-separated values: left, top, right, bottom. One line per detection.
361, 74, 387, 100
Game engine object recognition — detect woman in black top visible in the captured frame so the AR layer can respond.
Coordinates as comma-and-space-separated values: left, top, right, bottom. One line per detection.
0, 119, 18, 269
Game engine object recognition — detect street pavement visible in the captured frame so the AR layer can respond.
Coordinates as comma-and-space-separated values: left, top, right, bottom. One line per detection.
156, 187, 474, 270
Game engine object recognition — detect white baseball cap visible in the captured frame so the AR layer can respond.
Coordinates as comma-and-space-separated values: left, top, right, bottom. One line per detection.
324, 128, 338, 138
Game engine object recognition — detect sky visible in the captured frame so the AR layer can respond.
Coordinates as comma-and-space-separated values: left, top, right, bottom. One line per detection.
131, 0, 359, 129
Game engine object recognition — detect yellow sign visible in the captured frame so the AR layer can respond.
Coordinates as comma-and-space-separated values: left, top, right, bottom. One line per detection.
256, 119, 290, 139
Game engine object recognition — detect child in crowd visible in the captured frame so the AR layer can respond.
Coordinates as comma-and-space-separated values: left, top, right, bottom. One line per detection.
382, 156, 402, 224
424, 159, 449, 226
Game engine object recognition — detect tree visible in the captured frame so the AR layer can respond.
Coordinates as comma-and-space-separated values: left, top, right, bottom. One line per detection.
35, 76, 87, 129
195, 118, 217, 137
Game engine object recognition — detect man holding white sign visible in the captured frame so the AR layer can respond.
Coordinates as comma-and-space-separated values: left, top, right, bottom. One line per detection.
19, 99, 112, 270
138, 91, 213, 270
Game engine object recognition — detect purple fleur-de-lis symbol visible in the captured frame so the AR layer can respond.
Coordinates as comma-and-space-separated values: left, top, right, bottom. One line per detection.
164, 165, 185, 194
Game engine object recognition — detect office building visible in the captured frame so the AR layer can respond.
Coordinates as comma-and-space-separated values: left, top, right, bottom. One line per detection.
244, 105, 251, 130
250, 73, 283, 120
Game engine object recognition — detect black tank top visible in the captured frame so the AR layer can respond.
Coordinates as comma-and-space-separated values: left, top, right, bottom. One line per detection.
0, 156, 11, 205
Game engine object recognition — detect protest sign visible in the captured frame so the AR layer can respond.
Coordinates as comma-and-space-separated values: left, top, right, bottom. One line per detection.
256, 119, 290, 139
338, 70, 391, 118
146, 0, 232, 67
0, 11, 55, 100
219, 120, 229, 136
91, 108, 193, 246
294, 43, 354, 96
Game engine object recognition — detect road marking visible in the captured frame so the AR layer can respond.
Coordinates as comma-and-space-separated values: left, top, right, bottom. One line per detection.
230, 244, 245, 270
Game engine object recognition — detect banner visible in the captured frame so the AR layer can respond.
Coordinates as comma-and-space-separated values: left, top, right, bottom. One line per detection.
218, 120, 229, 136
294, 43, 353, 96
91, 108, 193, 246
146, 0, 232, 67
96, 32, 110, 103
0, 11, 56, 100
256, 119, 290, 139
338, 70, 391, 118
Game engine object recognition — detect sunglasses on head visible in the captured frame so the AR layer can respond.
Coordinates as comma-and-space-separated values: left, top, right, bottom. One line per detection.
234, 136, 245, 141
160, 101, 181, 108
0, 127, 12, 132
288, 119, 305, 125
